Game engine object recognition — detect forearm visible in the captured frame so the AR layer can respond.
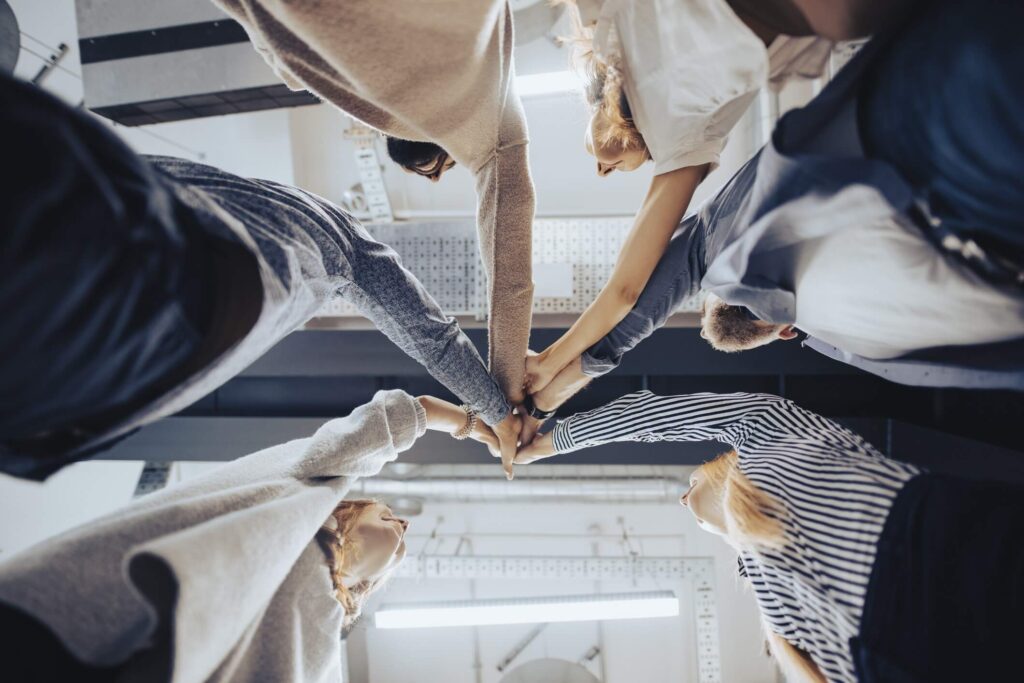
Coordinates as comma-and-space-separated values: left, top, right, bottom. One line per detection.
551, 390, 791, 453
148, 391, 424, 503
540, 166, 705, 374
542, 288, 637, 373
343, 240, 509, 425
476, 143, 535, 404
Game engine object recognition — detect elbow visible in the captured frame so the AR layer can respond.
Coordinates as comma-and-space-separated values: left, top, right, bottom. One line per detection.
612, 283, 643, 310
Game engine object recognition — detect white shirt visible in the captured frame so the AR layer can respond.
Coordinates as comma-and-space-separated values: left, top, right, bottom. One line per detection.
793, 216, 1024, 359
592, 0, 831, 175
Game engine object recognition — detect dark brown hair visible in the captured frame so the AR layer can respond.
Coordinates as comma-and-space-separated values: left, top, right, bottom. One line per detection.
384, 137, 452, 174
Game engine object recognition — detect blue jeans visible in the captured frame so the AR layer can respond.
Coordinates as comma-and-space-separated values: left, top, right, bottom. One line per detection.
860, 0, 1024, 251
0, 74, 222, 477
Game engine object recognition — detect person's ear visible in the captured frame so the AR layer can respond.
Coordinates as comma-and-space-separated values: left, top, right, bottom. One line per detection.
777, 325, 798, 341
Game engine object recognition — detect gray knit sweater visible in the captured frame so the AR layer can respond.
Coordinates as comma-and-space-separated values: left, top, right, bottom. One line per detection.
0, 390, 425, 683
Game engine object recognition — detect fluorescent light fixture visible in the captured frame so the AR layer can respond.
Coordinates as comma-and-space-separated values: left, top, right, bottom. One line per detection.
374, 590, 678, 629
514, 70, 581, 97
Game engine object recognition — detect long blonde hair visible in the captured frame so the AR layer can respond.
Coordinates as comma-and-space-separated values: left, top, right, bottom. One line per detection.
556, 0, 649, 155
697, 450, 785, 549
697, 452, 826, 682
317, 499, 396, 628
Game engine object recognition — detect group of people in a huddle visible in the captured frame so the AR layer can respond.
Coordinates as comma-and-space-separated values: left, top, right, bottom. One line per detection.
1, 0, 1022, 681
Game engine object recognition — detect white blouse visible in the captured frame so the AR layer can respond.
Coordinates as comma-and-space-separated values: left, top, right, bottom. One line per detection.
591, 0, 832, 174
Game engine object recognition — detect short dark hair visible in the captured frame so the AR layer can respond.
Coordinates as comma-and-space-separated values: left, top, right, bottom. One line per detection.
384, 137, 450, 171
704, 304, 778, 352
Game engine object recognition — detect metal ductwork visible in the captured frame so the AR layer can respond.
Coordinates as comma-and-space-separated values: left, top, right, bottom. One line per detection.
75, 0, 564, 126
75, 0, 316, 125
348, 468, 686, 506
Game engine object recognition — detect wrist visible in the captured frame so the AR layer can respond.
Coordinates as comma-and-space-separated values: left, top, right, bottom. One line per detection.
418, 397, 463, 432
450, 405, 478, 440
523, 394, 557, 420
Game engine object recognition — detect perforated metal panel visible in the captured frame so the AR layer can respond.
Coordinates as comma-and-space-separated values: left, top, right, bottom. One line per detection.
315, 218, 704, 319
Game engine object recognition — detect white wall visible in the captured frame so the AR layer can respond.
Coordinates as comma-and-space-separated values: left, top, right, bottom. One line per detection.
10, 0, 295, 185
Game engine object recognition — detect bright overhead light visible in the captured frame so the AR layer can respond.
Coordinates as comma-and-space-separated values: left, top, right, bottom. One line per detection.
514, 70, 581, 97
374, 591, 678, 629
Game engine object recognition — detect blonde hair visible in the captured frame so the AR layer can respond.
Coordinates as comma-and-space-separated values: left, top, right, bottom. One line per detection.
698, 452, 826, 681
317, 499, 396, 628
556, 0, 649, 155
703, 304, 779, 353
766, 631, 829, 683
697, 450, 785, 549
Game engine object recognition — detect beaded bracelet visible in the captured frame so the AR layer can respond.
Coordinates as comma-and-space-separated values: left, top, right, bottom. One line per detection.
451, 404, 478, 440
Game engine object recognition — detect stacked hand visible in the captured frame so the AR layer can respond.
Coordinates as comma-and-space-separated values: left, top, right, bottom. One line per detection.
418, 396, 522, 479
419, 348, 584, 478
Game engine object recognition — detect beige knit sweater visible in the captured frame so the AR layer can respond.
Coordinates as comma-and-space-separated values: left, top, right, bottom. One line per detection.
214, 0, 535, 403
0, 390, 425, 683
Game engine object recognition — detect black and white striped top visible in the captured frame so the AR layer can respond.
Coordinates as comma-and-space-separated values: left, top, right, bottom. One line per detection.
552, 391, 921, 683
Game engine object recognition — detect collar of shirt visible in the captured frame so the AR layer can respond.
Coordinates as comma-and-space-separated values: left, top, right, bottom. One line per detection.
699, 35, 914, 325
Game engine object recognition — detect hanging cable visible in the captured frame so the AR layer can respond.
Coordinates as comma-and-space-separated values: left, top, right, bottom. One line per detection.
19, 29, 62, 53
18, 43, 81, 80
109, 120, 207, 160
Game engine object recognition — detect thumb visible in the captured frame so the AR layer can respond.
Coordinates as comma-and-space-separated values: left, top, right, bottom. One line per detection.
501, 438, 516, 480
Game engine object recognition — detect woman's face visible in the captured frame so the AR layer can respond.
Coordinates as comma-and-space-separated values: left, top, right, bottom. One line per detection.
343, 503, 409, 582
680, 468, 727, 536
585, 109, 648, 176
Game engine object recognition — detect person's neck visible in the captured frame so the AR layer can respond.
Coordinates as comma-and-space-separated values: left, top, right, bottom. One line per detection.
727, 0, 816, 45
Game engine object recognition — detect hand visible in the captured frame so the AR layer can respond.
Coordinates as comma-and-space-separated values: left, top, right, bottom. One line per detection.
523, 350, 559, 396
518, 410, 545, 447
493, 412, 522, 481
468, 420, 500, 455
418, 395, 469, 433
514, 431, 555, 465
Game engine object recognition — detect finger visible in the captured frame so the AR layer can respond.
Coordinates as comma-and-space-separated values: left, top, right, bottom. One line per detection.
513, 449, 548, 465
499, 435, 516, 481
519, 416, 543, 447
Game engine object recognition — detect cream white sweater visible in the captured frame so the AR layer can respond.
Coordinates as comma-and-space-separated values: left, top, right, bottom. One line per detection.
213, 0, 535, 402
0, 390, 425, 683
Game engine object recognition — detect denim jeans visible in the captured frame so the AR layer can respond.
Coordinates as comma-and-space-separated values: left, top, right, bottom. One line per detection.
0, 75, 215, 463
860, 0, 1024, 251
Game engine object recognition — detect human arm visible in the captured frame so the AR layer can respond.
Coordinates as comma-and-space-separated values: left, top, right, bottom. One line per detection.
339, 225, 522, 477
418, 395, 508, 459
340, 222, 509, 426
515, 390, 803, 463
475, 138, 535, 407
525, 165, 706, 393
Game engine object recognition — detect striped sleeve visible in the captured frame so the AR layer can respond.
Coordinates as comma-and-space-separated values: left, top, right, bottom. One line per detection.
550, 390, 796, 453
